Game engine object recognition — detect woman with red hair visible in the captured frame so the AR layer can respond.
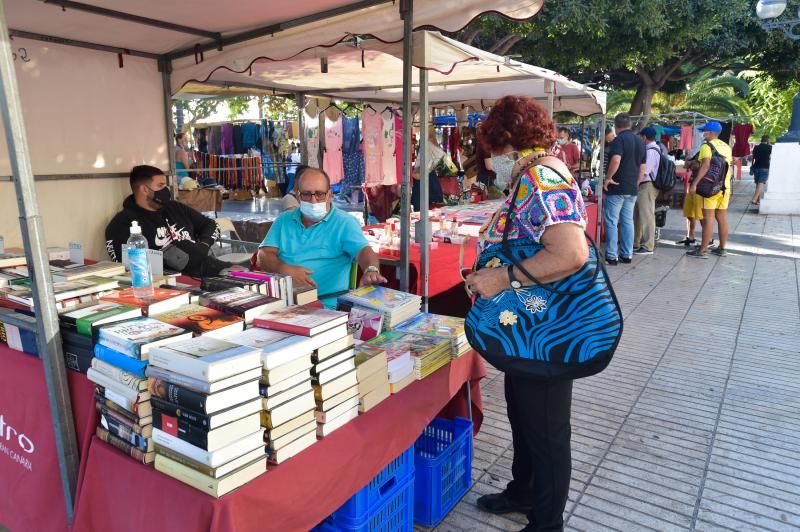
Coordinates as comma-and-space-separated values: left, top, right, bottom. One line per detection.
466, 95, 588, 531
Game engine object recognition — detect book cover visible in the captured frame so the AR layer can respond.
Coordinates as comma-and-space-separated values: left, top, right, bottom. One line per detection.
353, 345, 388, 381
0, 252, 26, 268
100, 287, 190, 316
365, 331, 448, 362
96, 402, 152, 437
91, 358, 148, 391
6, 277, 120, 306
61, 301, 142, 336
346, 307, 384, 343
150, 396, 262, 431
93, 343, 148, 378
147, 336, 261, 382
392, 313, 465, 339
63, 343, 94, 374
152, 304, 245, 338
96, 317, 190, 359
148, 377, 259, 415
153, 410, 261, 451
52, 261, 127, 282
145, 365, 261, 395
254, 304, 348, 336
99, 411, 152, 452
226, 327, 313, 371
338, 285, 421, 312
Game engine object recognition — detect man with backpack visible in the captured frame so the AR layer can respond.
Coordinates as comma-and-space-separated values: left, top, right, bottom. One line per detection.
687, 121, 732, 258
633, 126, 661, 254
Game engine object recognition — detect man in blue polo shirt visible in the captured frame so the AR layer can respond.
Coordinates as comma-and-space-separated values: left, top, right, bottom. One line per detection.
256, 168, 386, 297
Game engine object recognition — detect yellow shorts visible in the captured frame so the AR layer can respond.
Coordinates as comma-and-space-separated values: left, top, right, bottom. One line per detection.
683, 192, 704, 220
702, 189, 731, 211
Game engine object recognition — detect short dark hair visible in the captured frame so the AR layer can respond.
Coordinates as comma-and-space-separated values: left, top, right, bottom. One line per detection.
761, 135, 770, 143
295, 167, 331, 192
175, 132, 186, 143
614, 113, 631, 129
130, 165, 165, 191
558, 126, 570, 135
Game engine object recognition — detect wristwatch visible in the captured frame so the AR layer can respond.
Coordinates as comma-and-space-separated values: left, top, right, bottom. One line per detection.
365, 266, 380, 274
507, 265, 522, 289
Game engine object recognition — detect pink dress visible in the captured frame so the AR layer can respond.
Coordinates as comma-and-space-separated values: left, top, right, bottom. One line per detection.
381, 112, 397, 185
323, 115, 344, 184
305, 111, 320, 169
362, 108, 384, 186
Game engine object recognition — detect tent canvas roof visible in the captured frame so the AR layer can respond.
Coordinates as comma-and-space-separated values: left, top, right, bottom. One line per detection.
176, 31, 606, 116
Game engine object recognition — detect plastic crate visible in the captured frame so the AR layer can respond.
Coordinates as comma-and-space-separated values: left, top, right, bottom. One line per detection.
413, 417, 473, 527
315, 473, 415, 532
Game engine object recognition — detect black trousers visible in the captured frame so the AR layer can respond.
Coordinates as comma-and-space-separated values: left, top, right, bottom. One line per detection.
504, 373, 573, 531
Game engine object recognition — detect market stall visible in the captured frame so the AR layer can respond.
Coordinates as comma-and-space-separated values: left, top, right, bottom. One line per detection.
0, 2, 547, 528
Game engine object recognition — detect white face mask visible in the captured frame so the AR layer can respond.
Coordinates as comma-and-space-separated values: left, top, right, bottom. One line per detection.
300, 201, 328, 221
489, 153, 518, 190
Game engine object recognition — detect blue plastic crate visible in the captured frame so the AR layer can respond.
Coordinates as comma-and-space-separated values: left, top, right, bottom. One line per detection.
413, 417, 473, 527
330, 446, 414, 523
315, 473, 415, 532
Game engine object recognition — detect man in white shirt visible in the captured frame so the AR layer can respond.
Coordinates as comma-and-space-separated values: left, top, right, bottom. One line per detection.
633, 126, 660, 255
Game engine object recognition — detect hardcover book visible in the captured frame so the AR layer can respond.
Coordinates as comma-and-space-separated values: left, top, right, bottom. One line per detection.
152, 410, 261, 451
147, 336, 261, 382
93, 343, 148, 378
147, 377, 259, 415
100, 287, 190, 316
200, 287, 284, 323
52, 261, 127, 282
96, 426, 154, 464
61, 301, 142, 336
95, 317, 191, 359
151, 396, 261, 431
145, 365, 261, 395
6, 276, 120, 307
253, 304, 348, 336
226, 327, 314, 370
151, 304, 245, 338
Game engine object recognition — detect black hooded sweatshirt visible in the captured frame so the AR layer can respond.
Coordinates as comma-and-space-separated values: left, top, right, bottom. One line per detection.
105, 195, 220, 271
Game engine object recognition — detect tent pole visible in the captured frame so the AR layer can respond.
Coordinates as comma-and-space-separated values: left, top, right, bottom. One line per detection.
418, 67, 430, 313
399, 0, 413, 293
596, 115, 606, 243
0, 0, 79, 521
579, 116, 585, 178
545, 79, 555, 118
297, 93, 307, 165
160, 58, 177, 188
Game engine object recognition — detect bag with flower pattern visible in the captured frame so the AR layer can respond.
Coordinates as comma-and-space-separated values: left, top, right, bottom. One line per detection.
464, 167, 622, 380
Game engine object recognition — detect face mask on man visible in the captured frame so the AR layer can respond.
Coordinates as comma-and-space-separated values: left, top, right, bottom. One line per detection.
557, 138, 567, 145
148, 186, 172, 207
300, 200, 328, 221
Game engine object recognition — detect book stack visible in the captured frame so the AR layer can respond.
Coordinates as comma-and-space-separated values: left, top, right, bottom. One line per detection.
0, 251, 27, 269
90, 317, 192, 464
0, 308, 38, 356
152, 304, 245, 339
146, 336, 266, 497
199, 287, 285, 324
352, 345, 390, 413
337, 286, 422, 328
370, 331, 451, 380
393, 313, 470, 358
60, 301, 143, 374
52, 261, 127, 282
201, 275, 270, 296
101, 287, 190, 316
228, 270, 318, 306
0, 275, 121, 312
254, 305, 357, 441
363, 333, 415, 392
226, 327, 316, 464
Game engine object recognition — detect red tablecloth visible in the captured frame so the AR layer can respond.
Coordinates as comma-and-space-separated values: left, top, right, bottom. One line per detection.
71, 351, 486, 532
0, 345, 97, 532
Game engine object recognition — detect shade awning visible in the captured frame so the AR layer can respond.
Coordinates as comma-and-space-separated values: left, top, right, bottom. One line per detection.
174, 31, 606, 116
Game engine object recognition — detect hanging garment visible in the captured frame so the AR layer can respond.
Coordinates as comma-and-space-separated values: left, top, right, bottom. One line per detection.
719, 122, 732, 145
362, 108, 384, 186
340, 117, 364, 195
305, 111, 321, 169
732, 123, 754, 157
381, 113, 397, 186
323, 114, 344, 184
366, 185, 400, 223
221, 124, 235, 155
679, 125, 694, 152
233, 125, 245, 154
652, 124, 664, 143
207, 126, 221, 155
395, 114, 404, 185
242, 123, 260, 150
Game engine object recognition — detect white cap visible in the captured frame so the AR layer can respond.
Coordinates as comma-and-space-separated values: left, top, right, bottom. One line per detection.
130, 221, 142, 234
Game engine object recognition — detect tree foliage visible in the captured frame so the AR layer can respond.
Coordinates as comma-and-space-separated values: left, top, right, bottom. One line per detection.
742, 71, 800, 139
460, 0, 800, 115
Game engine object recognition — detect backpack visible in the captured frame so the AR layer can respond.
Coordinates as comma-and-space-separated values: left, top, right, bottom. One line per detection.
696, 141, 729, 198
647, 146, 676, 192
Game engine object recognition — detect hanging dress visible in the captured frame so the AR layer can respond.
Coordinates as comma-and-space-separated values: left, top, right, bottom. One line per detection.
323, 113, 344, 185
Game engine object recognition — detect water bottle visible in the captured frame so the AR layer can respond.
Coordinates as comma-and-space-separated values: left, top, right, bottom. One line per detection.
127, 221, 154, 298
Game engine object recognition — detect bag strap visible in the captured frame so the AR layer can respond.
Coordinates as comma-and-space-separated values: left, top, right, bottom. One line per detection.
500, 162, 604, 297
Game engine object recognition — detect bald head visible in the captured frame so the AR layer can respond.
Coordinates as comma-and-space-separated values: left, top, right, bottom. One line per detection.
295, 168, 330, 192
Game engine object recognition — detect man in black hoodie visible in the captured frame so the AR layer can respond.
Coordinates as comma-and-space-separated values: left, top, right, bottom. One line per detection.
105, 165, 226, 276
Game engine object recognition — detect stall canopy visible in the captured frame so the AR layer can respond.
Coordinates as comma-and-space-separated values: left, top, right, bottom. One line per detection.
175, 30, 606, 116
6, 0, 542, 58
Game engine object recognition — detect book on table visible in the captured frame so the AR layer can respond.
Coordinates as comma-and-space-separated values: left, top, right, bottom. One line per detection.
61, 301, 142, 337
100, 287, 190, 316
316, 404, 358, 438
346, 307, 384, 343
89, 374, 152, 418
389, 372, 415, 394
200, 287, 285, 323
151, 428, 264, 468
93, 344, 149, 378
312, 332, 354, 363
145, 365, 261, 395
155, 453, 267, 498
151, 304, 245, 338
97, 426, 154, 464
315, 384, 359, 412
313, 370, 358, 403
315, 395, 359, 424
201, 276, 269, 296
147, 377, 260, 415
359, 384, 390, 414
313, 348, 355, 375
260, 378, 312, 411
151, 410, 261, 452
393, 312, 469, 357
266, 430, 317, 464
353, 345, 388, 382
253, 304, 348, 336
266, 419, 317, 451
261, 392, 315, 429
225, 327, 314, 371
4, 276, 120, 307
52, 261, 127, 282
259, 368, 311, 397
312, 357, 356, 385
90, 358, 148, 391
337, 285, 422, 326
260, 356, 312, 386
155, 445, 264, 479
0, 251, 27, 268
147, 336, 262, 382
97, 401, 153, 438
95, 317, 191, 360
357, 367, 390, 398
151, 396, 262, 431
95, 391, 152, 427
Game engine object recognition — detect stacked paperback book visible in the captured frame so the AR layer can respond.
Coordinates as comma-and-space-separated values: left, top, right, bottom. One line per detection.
147, 336, 265, 497
199, 287, 285, 324
338, 286, 421, 328
230, 326, 317, 465
393, 313, 470, 358
254, 304, 359, 441
352, 344, 390, 413
366, 331, 451, 381
363, 333, 414, 394
89, 317, 192, 464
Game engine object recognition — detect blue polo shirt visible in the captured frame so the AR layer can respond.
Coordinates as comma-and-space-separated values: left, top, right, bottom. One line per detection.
261, 206, 368, 297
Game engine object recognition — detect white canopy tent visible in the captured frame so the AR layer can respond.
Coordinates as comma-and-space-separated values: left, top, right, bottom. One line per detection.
0, 0, 546, 523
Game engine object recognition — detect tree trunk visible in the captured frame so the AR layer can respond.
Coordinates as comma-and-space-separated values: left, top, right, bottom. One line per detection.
628, 83, 655, 126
